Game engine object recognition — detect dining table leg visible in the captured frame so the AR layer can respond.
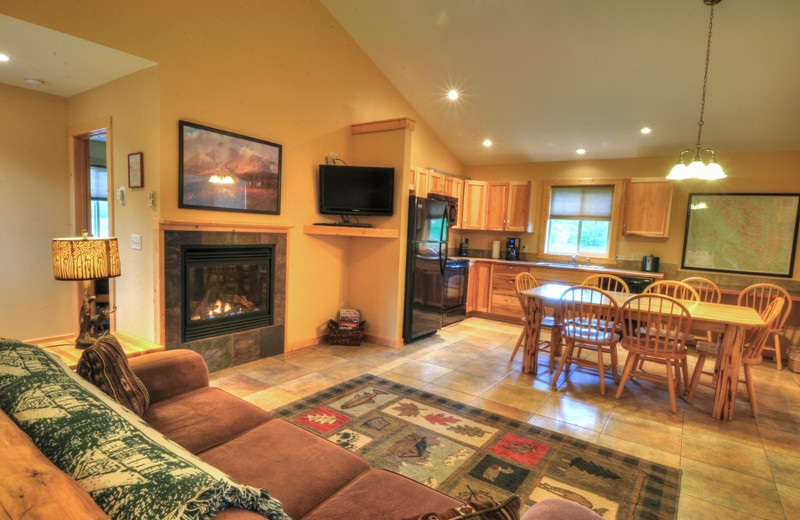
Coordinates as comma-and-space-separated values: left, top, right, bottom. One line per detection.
711, 323, 746, 421
522, 295, 544, 374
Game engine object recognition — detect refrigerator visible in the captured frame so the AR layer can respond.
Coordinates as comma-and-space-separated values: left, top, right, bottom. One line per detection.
403, 194, 469, 343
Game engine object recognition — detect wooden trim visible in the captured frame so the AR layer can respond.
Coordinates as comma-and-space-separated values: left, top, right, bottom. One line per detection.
304, 225, 399, 238
351, 117, 416, 135
159, 219, 293, 233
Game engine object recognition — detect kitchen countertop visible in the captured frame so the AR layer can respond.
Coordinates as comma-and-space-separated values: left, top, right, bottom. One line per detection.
458, 256, 665, 279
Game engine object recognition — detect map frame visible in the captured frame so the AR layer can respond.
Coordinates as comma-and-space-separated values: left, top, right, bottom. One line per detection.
681, 193, 800, 278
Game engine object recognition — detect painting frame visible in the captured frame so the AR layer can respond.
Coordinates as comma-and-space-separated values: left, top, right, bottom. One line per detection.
681, 192, 800, 278
128, 152, 144, 188
179, 120, 282, 215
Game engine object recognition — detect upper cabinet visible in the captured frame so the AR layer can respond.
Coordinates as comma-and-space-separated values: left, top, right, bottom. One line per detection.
466, 180, 531, 232
486, 181, 531, 232
622, 178, 673, 238
461, 180, 488, 230
412, 167, 429, 198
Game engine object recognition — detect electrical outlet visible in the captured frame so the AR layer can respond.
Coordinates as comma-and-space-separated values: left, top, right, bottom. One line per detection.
147, 191, 157, 208
326, 152, 339, 165
615, 254, 625, 260
131, 234, 142, 251
522, 245, 527, 252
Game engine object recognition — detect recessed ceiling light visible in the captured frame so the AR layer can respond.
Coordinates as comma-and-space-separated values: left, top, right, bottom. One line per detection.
0, 53, 10, 62
447, 89, 459, 100
576, 148, 586, 155
641, 127, 652, 134
24, 77, 44, 86
482, 139, 492, 147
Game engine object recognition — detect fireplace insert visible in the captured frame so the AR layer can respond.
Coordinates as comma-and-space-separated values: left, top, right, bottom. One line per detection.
182, 245, 274, 342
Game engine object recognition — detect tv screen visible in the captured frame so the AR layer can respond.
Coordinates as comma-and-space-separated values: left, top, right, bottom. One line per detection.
319, 165, 395, 216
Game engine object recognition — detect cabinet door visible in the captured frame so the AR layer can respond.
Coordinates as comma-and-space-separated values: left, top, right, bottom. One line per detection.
489, 263, 528, 317
428, 171, 446, 195
415, 167, 429, 198
461, 180, 487, 230
485, 182, 510, 231
623, 178, 673, 237
451, 178, 464, 230
506, 181, 531, 232
467, 261, 491, 313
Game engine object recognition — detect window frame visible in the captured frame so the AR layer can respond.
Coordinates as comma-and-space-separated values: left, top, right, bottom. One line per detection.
537, 178, 625, 264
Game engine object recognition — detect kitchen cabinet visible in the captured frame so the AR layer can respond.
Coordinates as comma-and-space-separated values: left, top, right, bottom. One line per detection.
428, 170, 446, 195
623, 178, 673, 238
463, 180, 531, 232
467, 260, 491, 313
451, 177, 464, 229
413, 167, 429, 198
461, 180, 488, 230
489, 263, 529, 318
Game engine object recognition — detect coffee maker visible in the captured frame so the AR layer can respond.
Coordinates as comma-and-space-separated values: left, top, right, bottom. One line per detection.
506, 238, 520, 260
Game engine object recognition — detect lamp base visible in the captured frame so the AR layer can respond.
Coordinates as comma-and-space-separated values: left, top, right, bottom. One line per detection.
75, 333, 96, 349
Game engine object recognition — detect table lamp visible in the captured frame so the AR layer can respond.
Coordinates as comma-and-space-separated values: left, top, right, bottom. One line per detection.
52, 231, 121, 348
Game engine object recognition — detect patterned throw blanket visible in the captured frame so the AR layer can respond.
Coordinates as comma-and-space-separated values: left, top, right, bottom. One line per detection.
0, 339, 290, 520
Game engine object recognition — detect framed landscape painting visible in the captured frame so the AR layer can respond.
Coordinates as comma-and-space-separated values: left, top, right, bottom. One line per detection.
682, 193, 800, 277
179, 121, 282, 214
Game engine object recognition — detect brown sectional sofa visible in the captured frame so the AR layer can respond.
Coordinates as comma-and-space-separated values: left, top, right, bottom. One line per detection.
2, 346, 602, 520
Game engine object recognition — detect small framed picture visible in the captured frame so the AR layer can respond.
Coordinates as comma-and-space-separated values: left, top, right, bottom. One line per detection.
128, 152, 144, 188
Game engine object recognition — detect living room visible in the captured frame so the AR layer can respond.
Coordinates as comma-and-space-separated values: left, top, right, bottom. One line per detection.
2, 2, 800, 518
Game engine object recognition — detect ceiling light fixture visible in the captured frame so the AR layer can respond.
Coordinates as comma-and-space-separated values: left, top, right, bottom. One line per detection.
640, 127, 652, 135
24, 77, 44, 86
0, 53, 10, 62
447, 89, 459, 100
576, 148, 586, 155
667, 0, 726, 181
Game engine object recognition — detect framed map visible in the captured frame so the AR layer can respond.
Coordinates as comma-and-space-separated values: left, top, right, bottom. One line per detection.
682, 193, 800, 277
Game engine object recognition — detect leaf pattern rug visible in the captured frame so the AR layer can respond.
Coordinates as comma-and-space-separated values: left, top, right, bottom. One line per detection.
273, 374, 680, 520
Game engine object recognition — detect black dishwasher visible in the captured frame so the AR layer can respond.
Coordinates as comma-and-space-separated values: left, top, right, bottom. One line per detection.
618, 275, 654, 294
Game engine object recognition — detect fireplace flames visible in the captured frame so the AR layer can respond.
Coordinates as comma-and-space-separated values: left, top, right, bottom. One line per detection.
191, 294, 258, 322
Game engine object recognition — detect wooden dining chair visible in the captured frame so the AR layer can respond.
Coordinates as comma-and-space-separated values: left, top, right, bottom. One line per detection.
615, 294, 693, 413
643, 280, 699, 301
510, 272, 556, 372
552, 286, 621, 395
582, 273, 630, 294
681, 276, 722, 342
737, 283, 793, 370
686, 297, 784, 417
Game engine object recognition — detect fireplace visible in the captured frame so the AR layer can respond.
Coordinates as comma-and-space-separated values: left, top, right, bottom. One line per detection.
182, 245, 274, 342
163, 228, 286, 372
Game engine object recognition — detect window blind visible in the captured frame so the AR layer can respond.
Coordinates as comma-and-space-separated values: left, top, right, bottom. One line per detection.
549, 185, 613, 219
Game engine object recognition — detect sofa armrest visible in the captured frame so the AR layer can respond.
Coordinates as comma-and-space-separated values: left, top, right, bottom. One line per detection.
0, 410, 110, 519
129, 349, 209, 403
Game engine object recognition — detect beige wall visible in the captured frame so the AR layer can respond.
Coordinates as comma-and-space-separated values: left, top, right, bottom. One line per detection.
0, 84, 72, 340
0, 1, 460, 347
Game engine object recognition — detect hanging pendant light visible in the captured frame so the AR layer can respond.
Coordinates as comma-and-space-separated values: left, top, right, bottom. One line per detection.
667, 0, 727, 180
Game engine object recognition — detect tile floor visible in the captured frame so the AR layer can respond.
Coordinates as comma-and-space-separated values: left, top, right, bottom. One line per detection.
208, 317, 800, 520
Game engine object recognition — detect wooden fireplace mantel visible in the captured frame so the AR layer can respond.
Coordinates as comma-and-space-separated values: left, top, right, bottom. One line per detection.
157, 219, 293, 234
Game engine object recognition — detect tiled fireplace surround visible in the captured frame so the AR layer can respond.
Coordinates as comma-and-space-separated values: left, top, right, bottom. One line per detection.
163, 228, 286, 372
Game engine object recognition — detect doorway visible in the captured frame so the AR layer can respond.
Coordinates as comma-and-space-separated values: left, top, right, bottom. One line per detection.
70, 118, 115, 330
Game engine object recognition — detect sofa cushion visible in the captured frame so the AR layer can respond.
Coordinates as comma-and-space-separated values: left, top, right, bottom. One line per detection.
0, 409, 110, 520
76, 333, 150, 416
0, 339, 289, 520
302, 468, 463, 520
200, 418, 372, 520
143, 386, 272, 454
402, 495, 521, 520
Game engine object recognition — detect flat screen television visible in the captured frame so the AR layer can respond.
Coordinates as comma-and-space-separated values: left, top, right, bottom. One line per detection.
318, 164, 395, 216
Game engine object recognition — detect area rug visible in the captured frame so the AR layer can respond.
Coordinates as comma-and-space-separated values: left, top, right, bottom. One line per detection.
272, 374, 680, 519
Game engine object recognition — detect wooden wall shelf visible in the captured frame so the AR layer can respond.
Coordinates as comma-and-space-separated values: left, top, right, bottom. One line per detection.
304, 225, 399, 238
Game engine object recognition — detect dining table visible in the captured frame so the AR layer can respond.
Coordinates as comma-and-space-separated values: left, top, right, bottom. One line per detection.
521, 282, 765, 421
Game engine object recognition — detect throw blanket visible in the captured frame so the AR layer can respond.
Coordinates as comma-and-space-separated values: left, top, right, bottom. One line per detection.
0, 339, 290, 520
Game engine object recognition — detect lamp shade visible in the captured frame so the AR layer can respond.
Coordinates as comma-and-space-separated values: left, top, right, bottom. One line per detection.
52, 235, 121, 281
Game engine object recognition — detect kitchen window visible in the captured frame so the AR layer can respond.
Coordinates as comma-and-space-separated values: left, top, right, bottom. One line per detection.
540, 180, 624, 261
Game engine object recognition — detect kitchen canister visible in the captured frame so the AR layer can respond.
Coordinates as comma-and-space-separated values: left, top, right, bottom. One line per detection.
491, 240, 501, 259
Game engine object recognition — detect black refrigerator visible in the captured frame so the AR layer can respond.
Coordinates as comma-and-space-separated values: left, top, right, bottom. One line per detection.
403, 194, 469, 343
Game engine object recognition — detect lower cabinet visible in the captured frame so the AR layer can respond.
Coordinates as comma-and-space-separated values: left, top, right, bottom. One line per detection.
489, 263, 529, 318
467, 261, 491, 313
